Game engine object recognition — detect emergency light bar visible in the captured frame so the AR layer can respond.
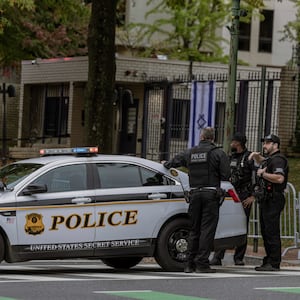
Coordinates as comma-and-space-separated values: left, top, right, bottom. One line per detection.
40, 147, 99, 156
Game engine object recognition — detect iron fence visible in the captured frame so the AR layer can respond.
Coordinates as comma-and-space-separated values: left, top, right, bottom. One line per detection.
142, 70, 282, 160
248, 182, 299, 257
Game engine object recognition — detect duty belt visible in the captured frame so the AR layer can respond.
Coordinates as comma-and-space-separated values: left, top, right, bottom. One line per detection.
191, 187, 217, 192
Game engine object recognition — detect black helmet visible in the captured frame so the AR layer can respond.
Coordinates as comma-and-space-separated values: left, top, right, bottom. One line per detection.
232, 132, 247, 146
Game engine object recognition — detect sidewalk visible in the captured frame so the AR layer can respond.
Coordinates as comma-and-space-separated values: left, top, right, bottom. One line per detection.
142, 246, 300, 266
224, 245, 300, 267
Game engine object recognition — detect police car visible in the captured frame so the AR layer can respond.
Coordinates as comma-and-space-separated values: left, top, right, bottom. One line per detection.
0, 147, 247, 271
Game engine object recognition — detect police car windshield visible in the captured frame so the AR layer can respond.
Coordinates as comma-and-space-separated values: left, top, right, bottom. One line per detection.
0, 163, 43, 189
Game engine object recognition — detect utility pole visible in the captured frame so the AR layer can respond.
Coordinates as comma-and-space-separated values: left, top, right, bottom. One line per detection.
223, 0, 241, 153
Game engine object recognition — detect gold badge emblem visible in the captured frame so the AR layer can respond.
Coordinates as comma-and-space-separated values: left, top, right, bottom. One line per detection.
170, 168, 178, 177
25, 213, 45, 235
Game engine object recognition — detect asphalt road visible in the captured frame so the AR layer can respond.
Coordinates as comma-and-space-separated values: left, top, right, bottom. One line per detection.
1, 259, 300, 300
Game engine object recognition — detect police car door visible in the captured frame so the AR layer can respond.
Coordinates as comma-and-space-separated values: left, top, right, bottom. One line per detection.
92, 161, 182, 254
16, 163, 96, 257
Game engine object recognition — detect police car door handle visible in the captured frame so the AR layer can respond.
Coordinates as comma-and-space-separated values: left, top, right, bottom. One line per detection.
148, 193, 167, 200
71, 197, 92, 204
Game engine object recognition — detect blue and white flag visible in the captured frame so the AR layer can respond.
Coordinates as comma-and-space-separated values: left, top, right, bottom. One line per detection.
188, 81, 216, 148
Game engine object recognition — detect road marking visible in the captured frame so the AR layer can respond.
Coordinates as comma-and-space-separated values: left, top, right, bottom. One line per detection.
73, 272, 177, 280
255, 287, 300, 294
0, 264, 300, 283
94, 290, 212, 300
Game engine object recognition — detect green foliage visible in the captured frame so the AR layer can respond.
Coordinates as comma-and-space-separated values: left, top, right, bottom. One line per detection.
0, 0, 90, 65
125, 0, 265, 63
0, 0, 34, 34
142, 0, 230, 62
287, 157, 300, 191
281, 0, 300, 43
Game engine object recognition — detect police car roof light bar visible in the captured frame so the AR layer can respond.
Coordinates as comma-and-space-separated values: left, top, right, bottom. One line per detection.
40, 147, 99, 156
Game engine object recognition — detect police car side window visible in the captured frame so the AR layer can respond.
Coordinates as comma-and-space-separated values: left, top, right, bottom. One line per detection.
32, 164, 87, 193
140, 168, 171, 186
96, 163, 171, 188
97, 163, 142, 188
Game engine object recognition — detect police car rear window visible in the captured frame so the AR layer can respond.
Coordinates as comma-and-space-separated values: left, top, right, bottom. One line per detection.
0, 163, 43, 189
96, 163, 171, 188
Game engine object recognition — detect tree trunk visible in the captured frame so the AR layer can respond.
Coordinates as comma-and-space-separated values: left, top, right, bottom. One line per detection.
86, 0, 116, 153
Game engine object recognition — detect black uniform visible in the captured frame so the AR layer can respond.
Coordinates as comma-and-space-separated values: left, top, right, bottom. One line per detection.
164, 140, 230, 269
212, 148, 255, 263
259, 151, 288, 268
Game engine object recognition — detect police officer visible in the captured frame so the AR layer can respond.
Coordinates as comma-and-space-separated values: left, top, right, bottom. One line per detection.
163, 127, 230, 273
210, 133, 255, 266
250, 134, 288, 271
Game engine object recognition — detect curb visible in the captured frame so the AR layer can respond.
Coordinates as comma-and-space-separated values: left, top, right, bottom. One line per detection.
244, 255, 263, 265
245, 255, 300, 267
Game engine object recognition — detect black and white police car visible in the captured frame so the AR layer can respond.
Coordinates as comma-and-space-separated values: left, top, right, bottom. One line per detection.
0, 147, 247, 271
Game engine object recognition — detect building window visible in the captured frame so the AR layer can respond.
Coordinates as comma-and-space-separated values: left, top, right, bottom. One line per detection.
171, 99, 190, 140
44, 97, 69, 137
258, 10, 273, 53
238, 21, 251, 51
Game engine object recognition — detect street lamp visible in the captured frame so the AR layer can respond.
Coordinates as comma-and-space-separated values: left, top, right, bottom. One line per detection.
0, 83, 16, 164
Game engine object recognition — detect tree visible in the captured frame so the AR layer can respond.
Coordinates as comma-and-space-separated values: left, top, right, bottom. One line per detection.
0, 0, 35, 33
131, 0, 230, 62
121, 0, 263, 63
0, 0, 90, 65
281, 0, 300, 44
85, 0, 117, 153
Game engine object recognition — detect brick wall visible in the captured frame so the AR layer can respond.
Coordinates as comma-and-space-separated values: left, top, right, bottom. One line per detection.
278, 67, 298, 154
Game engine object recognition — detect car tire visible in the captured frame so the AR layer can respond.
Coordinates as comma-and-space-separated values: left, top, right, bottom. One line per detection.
0, 234, 4, 263
155, 217, 190, 271
101, 257, 143, 269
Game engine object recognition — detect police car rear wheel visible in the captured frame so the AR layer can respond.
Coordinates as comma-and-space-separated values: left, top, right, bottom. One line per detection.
155, 218, 190, 271
0, 234, 4, 262
101, 257, 143, 269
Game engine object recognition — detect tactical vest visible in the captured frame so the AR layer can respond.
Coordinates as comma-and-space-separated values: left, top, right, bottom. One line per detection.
230, 150, 251, 189
188, 143, 217, 188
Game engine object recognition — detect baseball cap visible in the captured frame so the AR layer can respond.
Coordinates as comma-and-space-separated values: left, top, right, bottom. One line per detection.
232, 132, 247, 146
262, 134, 280, 145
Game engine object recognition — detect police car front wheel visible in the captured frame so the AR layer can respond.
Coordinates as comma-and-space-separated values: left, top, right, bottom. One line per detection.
101, 257, 143, 269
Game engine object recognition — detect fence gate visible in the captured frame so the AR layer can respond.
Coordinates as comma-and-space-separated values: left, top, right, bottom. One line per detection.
142, 82, 169, 161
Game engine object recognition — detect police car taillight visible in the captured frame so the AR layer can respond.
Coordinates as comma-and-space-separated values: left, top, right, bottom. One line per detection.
227, 188, 240, 202
40, 147, 99, 156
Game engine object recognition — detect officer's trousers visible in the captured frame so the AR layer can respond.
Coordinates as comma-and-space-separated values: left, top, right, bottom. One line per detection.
187, 189, 219, 268
260, 191, 285, 268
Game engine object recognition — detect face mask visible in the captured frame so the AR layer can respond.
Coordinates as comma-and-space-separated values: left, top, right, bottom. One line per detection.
231, 147, 237, 153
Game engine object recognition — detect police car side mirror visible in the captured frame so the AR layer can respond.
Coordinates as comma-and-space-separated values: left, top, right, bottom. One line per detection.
22, 184, 47, 196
